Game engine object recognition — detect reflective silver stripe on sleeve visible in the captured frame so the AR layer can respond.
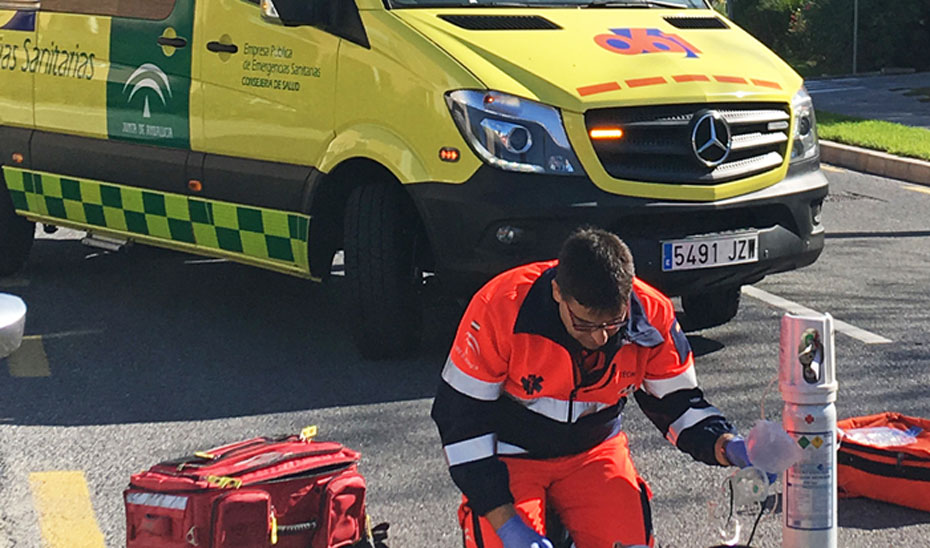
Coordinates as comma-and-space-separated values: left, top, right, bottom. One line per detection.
507, 394, 612, 423
441, 356, 504, 401
497, 441, 528, 456
126, 492, 188, 510
666, 406, 723, 445
444, 433, 497, 467
642, 365, 698, 399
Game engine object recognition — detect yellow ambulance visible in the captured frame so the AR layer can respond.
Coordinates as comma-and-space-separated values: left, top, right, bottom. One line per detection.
0, 0, 826, 358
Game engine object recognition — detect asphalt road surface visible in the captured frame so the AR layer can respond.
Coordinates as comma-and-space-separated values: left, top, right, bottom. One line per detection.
2, 163, 929, 548
806, 71, 930, 129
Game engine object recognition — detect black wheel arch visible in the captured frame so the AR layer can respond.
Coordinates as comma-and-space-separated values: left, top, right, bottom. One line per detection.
306, 158, 434, 280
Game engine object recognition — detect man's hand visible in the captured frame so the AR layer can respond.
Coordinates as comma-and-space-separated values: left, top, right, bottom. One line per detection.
495, 515, 554, 548
724, 436, 778, 484
724, 436, 751, 468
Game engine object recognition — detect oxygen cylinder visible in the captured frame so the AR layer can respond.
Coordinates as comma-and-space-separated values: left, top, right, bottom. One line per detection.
779, 313, 837, 548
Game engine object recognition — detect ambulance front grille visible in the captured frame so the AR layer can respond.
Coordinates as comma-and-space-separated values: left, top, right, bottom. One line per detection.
585, 102, 791, 184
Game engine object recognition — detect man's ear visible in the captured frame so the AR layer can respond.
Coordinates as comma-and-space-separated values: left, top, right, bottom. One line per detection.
551, 279, 562, 304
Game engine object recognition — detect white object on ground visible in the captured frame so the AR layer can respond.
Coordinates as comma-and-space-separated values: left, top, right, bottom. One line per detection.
0, 293, 27, 358
844, 427, 918, 447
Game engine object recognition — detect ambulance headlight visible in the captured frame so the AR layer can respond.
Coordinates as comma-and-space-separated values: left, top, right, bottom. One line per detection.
446, 90, 582, 175
790, 87, 819, 163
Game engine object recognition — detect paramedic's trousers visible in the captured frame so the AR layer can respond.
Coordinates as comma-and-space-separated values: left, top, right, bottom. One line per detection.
459, 433, 654, 548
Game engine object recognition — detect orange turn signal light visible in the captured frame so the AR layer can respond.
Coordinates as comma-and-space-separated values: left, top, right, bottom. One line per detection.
589, 128, 624, 140
188, 179, 203, 192
439, 147, 460, 162
12, 153, 24, 164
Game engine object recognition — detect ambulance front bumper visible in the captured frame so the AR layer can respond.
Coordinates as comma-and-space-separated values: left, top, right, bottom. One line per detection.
407, 159, 827, 296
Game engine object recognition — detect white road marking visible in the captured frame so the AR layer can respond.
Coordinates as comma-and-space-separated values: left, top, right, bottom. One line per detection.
743, 286, 892, 344
184, 258, 229, 264
39, 328, 105, 340
806, 86, 866, 94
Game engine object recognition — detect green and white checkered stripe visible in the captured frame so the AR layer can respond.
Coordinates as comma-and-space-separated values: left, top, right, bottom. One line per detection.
3, 167, 310, 276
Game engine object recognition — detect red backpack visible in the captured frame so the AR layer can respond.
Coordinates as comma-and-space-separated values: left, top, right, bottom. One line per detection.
125, 427, 378, 548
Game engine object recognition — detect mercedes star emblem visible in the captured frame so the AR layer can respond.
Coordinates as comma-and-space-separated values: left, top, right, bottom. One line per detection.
690, 110, 732, 167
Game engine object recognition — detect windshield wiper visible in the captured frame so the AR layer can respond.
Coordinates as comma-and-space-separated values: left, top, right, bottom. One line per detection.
584, 0, 688, 8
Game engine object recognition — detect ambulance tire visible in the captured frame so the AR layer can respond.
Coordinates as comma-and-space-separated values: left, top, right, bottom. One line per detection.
344, 182, 423, 360
0, 175, 34, 277
680, 285, 741, 331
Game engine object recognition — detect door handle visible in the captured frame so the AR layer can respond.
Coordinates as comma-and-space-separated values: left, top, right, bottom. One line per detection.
206, 41, 238, 54
157, 36, 188, 48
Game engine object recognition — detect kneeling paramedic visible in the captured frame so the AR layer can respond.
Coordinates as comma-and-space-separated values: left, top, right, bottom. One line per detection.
431, 227, 758, 548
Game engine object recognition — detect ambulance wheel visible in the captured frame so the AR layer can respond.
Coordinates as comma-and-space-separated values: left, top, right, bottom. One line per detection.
0, 175, 34, 276
681, 285, 741, 331
344, 182, 423, 359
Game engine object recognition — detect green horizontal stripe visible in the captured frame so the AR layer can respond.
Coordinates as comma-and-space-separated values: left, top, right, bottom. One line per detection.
3, 167, 309, 270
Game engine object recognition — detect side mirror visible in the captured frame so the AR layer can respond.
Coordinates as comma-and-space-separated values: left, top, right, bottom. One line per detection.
0, 0, 39, 10
258, 0, 369, 49
259, 0, 281, 23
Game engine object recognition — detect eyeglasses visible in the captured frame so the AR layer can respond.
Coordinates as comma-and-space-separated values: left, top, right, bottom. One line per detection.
565, 302, 627, 333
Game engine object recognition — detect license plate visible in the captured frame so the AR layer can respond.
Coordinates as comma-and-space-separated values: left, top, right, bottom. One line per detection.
661, 232, 759, 272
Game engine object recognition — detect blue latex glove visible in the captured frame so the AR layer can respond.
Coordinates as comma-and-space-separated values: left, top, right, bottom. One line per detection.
495, 516, 554, 548
725, 436, 752, 468
726, 437, 778, 484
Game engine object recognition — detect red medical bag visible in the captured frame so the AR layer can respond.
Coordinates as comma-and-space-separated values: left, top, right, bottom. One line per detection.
837, 412, 930, 513
125, 428, 372, 547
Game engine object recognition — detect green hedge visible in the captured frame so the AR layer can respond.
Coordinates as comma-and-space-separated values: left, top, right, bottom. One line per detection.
716, 0, 930, 76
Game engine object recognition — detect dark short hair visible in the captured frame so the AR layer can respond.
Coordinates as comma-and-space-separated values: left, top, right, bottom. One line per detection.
555, 227, 634, 313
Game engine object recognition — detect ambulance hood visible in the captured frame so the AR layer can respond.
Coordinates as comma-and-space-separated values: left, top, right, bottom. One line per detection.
395, 8, 803, 112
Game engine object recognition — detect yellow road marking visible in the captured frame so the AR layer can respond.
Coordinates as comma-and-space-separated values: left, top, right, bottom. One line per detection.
29, 471, 106, 548
820, 164, 844, 173
7, 336, 50, 377
0, 277, 29, 288
902, 184, 930, 195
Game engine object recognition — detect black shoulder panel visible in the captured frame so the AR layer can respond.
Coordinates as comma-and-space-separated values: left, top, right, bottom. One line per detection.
330, 0, 370, 49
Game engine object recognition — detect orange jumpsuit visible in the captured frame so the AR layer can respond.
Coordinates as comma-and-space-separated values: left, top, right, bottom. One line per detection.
431, 261, 734, 548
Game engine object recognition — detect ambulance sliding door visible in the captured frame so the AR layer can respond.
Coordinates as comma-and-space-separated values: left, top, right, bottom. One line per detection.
34, 0, 193, 148
29, 0, 193, 194
32, 0, 111, 138
0, 2, 36, 128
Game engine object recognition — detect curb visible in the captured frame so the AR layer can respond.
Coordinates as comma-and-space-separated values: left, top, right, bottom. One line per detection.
805, 68, 918, 81
820, 141, 930, 186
